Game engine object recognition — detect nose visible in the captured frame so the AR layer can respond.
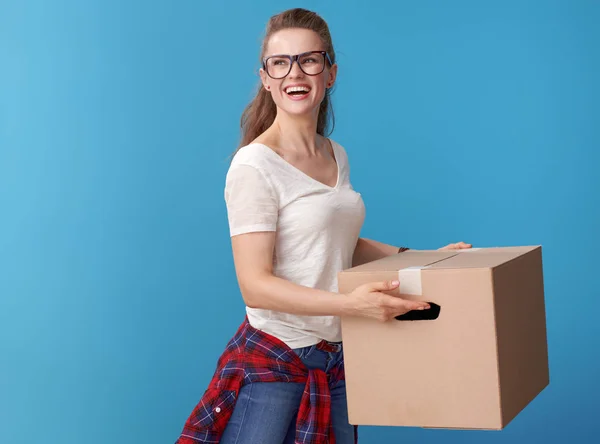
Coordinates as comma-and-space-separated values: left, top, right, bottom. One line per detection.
287, 59, 305, 78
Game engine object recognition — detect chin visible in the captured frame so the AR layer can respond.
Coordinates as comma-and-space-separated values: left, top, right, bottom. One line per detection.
281, 106, 317, 118
278, 100, 322, 118
275, 90, 326, 117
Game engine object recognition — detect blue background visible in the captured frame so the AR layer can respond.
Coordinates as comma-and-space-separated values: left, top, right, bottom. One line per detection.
1, 0, 598, 443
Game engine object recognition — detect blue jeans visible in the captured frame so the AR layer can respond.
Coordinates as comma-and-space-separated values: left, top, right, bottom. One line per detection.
219, 341, 355, 444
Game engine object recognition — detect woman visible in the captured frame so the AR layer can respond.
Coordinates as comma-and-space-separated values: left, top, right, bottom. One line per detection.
176, 8, 470, 444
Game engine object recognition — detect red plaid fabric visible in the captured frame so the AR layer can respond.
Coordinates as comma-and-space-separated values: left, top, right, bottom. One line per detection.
175, 317, 358, 444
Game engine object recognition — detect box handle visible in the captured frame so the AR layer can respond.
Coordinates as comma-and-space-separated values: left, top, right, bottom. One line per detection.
395, 302, 441, 321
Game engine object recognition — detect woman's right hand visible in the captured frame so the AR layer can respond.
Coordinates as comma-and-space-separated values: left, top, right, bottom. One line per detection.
343, 280, 430, 322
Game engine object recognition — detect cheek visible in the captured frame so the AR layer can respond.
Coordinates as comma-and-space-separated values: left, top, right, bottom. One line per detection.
313, 78, 328, 97
266, 81, 282, 96
316, 74, 330, 94
269, 85, 284, 101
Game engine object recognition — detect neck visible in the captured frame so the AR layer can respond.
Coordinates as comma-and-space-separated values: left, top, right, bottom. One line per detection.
270, 109, 321, 155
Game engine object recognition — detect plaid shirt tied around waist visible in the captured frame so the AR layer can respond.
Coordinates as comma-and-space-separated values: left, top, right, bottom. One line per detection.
175, 317, 357, 444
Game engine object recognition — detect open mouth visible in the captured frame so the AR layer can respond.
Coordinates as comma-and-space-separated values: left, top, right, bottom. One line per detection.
285, 85, 311, 97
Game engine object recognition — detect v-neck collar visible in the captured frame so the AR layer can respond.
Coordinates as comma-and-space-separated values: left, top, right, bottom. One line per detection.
252, 139, 341, 190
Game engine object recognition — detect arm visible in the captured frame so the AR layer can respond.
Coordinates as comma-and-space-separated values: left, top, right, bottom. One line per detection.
231, 231, 350, 316
231, 231, 429, 318
353, 237, 409, 267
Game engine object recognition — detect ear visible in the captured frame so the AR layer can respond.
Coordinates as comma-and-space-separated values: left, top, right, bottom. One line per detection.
327, 63, 338, 88
259, 68, 269, 90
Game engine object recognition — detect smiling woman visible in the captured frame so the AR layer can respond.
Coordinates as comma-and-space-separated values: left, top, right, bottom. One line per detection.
234, 11, 337, 153
175, 8, 469, 444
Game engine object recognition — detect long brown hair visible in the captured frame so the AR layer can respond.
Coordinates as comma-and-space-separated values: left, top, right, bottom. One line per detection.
234, 8, 336, 156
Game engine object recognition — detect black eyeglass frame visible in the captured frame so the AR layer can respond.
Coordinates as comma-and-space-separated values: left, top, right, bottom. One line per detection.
262, 50, 334, 79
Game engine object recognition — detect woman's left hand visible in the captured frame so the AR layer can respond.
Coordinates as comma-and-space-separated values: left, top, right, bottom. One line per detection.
438, 241, 472, 251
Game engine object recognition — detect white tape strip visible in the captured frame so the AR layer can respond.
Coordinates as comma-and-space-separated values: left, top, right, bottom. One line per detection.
457, 248, 481, 252
397, 266, 429, 296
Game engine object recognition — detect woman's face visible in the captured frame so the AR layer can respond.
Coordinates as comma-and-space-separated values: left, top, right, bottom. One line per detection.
260, 28, 337, 119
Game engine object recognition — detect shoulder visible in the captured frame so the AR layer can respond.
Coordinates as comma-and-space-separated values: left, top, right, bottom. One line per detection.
225, 144, 279, 195
328, 138, 350, 166
230, 143, 277, 171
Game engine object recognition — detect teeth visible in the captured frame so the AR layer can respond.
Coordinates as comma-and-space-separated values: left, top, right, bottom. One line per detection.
285, 86, 310, 94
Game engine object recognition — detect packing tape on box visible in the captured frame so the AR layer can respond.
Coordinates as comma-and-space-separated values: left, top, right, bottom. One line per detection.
398, 266, 430, 296
397, 248, 483, 295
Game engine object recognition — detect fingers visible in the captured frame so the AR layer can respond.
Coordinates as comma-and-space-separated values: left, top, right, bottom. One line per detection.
380, 293, 430, 311
363, 281, 433, 322
374, 294, 431, 322
367, 280, 400, 292
398, 298, 430, 311
408, 300, 431, 310
367, 281, 430, 310
440, 241, 473, 250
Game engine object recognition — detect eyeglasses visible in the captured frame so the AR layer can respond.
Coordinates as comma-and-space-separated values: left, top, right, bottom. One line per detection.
262, 50, 333, 79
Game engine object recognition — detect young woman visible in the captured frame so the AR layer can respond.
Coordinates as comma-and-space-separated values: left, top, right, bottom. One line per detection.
176, 8, 471, 444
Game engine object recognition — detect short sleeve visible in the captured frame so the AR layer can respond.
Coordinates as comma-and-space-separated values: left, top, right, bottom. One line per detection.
224, 164, 279, 237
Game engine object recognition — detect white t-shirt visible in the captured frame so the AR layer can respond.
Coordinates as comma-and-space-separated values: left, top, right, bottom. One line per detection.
224, 139, 366, 349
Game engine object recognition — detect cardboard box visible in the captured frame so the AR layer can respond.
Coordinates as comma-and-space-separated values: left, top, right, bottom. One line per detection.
338, 246, 549, 430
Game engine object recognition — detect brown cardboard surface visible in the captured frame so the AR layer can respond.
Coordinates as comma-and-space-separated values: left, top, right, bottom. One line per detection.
345, 250, 459, 273
428, 246, 540, 269
338, 246, 548, 430
492, 247, 549, 426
